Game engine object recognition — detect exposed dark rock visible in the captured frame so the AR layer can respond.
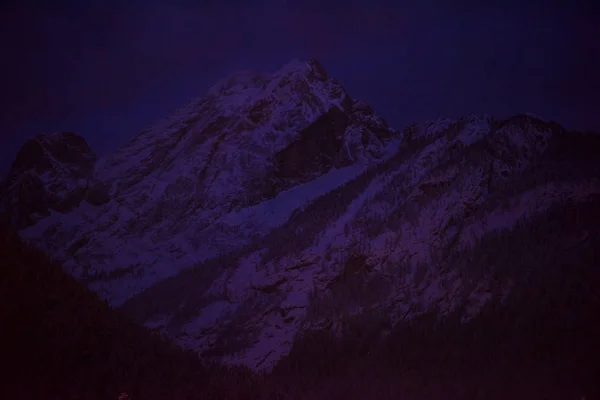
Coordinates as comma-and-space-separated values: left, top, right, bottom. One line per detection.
0, 132, 97, 229
272, 106, 349, 186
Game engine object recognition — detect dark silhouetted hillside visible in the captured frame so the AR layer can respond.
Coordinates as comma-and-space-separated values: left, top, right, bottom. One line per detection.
0, 224, 285, 400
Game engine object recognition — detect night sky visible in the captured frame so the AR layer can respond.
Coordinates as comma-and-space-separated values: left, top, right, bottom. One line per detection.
2, 0, 599, 175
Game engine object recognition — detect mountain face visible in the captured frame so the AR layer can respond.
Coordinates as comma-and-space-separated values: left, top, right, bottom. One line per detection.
11, 58, 396, 308
118, 114, 600, 371
0, 132, 96, 229
5, 59, 600, 374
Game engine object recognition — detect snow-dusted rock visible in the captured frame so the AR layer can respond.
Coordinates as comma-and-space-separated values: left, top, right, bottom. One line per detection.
0, 132, 96, 229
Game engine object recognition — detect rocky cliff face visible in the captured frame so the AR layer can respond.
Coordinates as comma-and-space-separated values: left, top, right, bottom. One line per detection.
0, 132, 96, 229
6, 59, 600, 373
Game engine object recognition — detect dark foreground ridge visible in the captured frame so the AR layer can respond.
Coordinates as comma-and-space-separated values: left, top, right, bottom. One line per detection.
0, 224, 285, 400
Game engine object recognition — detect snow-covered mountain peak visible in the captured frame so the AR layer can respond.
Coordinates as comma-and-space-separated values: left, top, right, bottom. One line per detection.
204, 57, 342, 117
490, 113, 566, 167
92, 58, 391, 202
206, 57, 326, 97
275, 57, 328, 81
16, 58, 397, 307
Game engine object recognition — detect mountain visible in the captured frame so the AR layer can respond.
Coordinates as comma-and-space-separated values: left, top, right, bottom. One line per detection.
0, 131, 96, 229
2, 58, 600, 381
116, 113, 600, 371
10, 58, 397, 307
0, 223, 284, 400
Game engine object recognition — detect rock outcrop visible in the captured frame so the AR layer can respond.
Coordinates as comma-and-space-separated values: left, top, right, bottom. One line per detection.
0, 132, 96, 229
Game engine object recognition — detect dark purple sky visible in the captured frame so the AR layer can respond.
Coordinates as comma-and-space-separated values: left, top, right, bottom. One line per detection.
1, 0, 599, 174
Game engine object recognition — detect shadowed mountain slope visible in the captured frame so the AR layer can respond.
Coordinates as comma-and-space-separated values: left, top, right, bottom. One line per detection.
0, 224, 285, 400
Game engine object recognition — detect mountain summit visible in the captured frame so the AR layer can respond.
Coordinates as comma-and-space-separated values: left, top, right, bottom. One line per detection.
7, 59, 397, 307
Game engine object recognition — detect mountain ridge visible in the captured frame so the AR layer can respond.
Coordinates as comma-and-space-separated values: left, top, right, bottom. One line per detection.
6, 58, 397, 308
2, 58, 599, 374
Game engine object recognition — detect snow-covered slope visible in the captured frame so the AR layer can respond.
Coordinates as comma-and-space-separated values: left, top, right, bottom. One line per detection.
120, 113, 600, 371
14, 58, 397, 306
6, 58, 600, 374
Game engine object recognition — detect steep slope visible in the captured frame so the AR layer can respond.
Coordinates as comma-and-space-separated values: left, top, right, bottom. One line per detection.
272, 195, 600, 399
0, 223, 284, 400
17, 58, 398, 306
0, 132, 96, 229
119, 113, 600, 371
